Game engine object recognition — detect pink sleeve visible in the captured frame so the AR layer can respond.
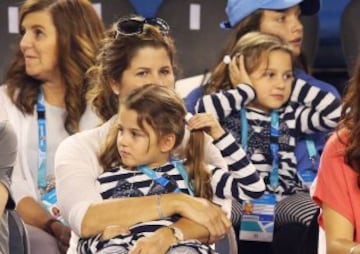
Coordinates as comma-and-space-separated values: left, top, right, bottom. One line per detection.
313, 132, 355, 227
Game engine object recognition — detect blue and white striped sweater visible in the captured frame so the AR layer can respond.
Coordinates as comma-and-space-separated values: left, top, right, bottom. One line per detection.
77, 132, 264, 253
195, 79, 341, 195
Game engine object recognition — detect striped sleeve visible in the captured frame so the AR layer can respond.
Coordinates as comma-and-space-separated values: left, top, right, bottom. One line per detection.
195, 84, 256, 121
290, 78, 341, 134
210, 133, 265, 201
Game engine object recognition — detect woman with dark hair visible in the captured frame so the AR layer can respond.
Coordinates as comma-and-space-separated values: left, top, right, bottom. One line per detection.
312, 56, 360, 254
0, 0, 105, 253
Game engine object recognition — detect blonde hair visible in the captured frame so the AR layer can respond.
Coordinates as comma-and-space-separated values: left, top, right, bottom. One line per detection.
206, 31, 294, 94
99, 84, 213, 200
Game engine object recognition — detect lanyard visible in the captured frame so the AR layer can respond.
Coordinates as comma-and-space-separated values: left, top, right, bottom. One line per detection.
37, 90, 47, 189
137, 159, 194, 196
269, 111, 280, 188
241, 109, 248, 151
240, 108, 280, 188
305, 137, 318, 170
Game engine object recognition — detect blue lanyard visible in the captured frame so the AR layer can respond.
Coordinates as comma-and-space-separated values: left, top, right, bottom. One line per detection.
37, 90, 47, 189
240, 108, 280, 188
137, 159, 194, 196
269, 111, 280, 188
305, 137, 318, 170
170, 158, 195, 196
240, 109, 248, 151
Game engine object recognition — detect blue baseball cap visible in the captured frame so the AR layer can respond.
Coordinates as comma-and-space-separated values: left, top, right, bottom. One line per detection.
221, 0, 321, 29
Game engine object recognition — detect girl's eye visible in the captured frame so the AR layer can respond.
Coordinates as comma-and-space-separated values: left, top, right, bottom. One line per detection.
264, 71, 275, 78
284, 73, 294, 80
131, 131, 143, 137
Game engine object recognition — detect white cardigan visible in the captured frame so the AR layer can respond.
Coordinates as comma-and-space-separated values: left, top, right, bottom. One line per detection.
0, 85, 100, 203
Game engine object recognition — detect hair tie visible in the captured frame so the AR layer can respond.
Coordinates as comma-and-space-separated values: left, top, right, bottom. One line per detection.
184, 114, 192, 124
223, 55, 231, 65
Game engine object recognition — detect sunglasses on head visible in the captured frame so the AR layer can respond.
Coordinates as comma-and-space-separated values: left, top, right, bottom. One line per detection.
115, 17, 170, 38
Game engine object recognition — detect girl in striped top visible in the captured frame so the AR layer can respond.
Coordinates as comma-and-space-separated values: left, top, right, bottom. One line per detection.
77, 84, 264, 253
195, 32, 341, 232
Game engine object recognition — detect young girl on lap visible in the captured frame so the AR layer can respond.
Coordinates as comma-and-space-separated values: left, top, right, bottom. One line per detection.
77, 84, 265, 253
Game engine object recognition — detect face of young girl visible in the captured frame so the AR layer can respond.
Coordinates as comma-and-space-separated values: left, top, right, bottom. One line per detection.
248, 50, 294, 112
116, 107, 170, 168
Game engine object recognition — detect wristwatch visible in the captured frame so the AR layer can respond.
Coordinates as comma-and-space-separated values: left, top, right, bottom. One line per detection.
167, 226, 184, 242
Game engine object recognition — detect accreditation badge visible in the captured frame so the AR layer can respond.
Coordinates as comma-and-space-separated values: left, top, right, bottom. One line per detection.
239, 193, 276, 242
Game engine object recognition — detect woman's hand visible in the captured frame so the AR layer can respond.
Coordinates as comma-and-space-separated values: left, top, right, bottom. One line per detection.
229, 54, 252, 88
50, 221, 71, 254
129, 227, 176, 254
188, 113, 225, 140
177, 195, 231, 243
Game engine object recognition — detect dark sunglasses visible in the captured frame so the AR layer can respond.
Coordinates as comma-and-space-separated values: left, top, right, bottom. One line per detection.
115, 17, 170, 38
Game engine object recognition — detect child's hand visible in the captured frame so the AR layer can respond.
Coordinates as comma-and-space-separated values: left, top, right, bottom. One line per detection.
187, 113, 225, 140
129, 226, 176, 254
101, 225, 130, 240
229, 54, 252, 88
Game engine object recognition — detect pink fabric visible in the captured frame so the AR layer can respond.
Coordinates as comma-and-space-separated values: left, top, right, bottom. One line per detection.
313, 131, 360, 242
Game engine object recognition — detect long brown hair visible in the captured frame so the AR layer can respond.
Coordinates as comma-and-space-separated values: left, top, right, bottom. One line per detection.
87, 15, 178, 122
99, 84, 213, 200
5, 0, 105, 134
338, 56, 360, 187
